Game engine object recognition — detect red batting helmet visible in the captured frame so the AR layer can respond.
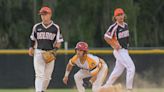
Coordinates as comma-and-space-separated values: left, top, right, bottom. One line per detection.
114, 8, 124, 17
75, 42, 88, 52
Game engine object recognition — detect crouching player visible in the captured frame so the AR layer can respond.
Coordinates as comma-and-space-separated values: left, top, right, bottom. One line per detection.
62, 41, 108, 92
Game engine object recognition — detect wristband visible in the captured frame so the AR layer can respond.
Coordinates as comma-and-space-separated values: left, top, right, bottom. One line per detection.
64, 71, 70, 77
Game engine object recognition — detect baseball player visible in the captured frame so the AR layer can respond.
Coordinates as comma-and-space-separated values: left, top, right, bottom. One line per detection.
28, 6, 63, 92
103, 8, 135, 92
62, 42, 108, 92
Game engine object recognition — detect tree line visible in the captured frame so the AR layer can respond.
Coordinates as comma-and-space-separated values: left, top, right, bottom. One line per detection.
0, 0, 164, 49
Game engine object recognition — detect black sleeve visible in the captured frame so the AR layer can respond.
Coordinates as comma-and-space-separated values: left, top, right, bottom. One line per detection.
29, 39, 35, 48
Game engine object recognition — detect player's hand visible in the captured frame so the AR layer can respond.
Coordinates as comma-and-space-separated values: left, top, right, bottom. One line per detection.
89, 76, 97, 84
83, 80, 92, 88
28, 47, 34, 56
63, 76, 68, 85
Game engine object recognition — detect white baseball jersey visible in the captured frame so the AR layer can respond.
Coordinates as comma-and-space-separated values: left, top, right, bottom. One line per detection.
69, 54, 100, 71
69, 54, 108, 92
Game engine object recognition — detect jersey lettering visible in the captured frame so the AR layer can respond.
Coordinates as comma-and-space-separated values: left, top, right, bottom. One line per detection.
37, 32, 56, 40
118, 30, 129, 39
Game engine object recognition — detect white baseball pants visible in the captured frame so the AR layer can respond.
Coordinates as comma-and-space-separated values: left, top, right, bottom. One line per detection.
74, 64, 108, 92
105, 48, 135, 89
34, 49, 55, 92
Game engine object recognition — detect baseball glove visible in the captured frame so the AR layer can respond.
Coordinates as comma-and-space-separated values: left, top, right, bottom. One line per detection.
107, 36, 121, 50
42, 50, 57, 63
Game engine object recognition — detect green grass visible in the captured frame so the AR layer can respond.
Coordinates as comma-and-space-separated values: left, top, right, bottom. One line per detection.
0, 88, 163, 92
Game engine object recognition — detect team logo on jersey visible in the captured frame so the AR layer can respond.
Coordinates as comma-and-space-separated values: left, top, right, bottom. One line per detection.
118, 30, 129, 39
119, 29, 123, 32
91, 62, 95, 67
38, 28, 42, 31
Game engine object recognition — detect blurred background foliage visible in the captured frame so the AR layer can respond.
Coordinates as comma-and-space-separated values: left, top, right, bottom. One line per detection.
0, 0, 164, 49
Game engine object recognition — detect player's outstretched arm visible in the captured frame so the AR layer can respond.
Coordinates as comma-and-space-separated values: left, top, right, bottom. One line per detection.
63, 63, 73, 85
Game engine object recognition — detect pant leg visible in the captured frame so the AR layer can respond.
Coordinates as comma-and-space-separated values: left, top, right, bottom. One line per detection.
119, 49, 135, 89
105, 61, 125, 86
34, 49, 46, 92
92, 64, 108, 92
74, 69, 91, 92
42, 60, 55, 91
104, 50, 125, 87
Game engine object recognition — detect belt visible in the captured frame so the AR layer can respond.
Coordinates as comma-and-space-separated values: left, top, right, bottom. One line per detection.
40, 49, 53, 51
80, 67, 90, 71
40, 47, 58, 51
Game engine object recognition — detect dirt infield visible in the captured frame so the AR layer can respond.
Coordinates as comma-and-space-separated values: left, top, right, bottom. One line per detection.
0, 88, 164, 92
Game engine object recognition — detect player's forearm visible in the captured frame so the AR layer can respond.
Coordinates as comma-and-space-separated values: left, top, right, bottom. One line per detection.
90, 63, 102, 76
64, 64, 73, 77
104, 36, 121, 49
90, 67, 99, 76
28, 39, 35, 56
104, 36, 113, 46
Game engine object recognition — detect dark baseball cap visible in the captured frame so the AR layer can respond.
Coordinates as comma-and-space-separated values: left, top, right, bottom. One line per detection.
39, 6, 52, 15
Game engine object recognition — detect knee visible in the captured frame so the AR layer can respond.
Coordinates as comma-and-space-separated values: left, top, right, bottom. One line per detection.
36, 74, 51, 81
44, 76, 51, 81
127, 65, 135, 75
74, 73, 80, 81
35, 74, 44, 79
44, 74, 52, 80
74, 73, 84, 83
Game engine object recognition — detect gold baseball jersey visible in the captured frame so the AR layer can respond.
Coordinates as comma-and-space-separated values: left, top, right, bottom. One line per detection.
69, 54, 100, 70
